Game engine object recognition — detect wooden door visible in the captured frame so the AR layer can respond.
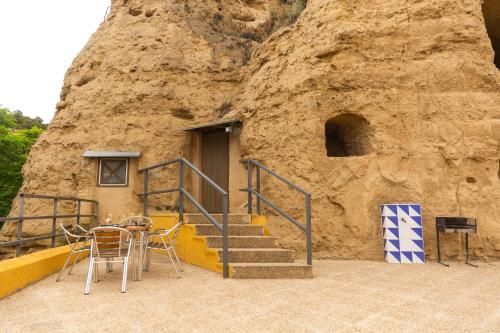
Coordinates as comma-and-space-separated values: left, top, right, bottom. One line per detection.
201, 130, 229, 213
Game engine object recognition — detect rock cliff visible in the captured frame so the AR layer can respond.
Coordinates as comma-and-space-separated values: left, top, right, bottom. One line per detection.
2, 0, 499, 261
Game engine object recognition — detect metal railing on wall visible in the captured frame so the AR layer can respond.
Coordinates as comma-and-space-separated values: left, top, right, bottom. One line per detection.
138, 158, 229, 278
240, 159, 312, 266
0, 194, 99, 257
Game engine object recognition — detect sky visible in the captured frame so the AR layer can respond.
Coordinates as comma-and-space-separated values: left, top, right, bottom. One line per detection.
0, 1, 111, 123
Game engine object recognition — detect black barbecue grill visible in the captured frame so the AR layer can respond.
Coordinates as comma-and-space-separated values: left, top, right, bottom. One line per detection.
436, 216, 477, 267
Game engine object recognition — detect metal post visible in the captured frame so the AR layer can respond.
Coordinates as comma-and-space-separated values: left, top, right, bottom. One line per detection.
179, 160, 184, 223
51, 199, 58, 247
76, 200, 81, 226
16, 194, 25, 257
143, 170, 149, 217
436, 224, 441, 262
247, 161, 253, 215
465, 233, 469, 263
436, 224, 449, 266
306, 194, 312, 266
256, 166, 261, 215
94, 201, 99, 227
222, 194, 229, 278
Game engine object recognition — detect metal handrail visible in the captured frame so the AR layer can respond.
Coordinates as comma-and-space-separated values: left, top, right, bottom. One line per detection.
240, 159, 312, 266
241, 160, 311, 196
0, 193, 99, 257
138, 157, 229, 278
246, 189, 306, 232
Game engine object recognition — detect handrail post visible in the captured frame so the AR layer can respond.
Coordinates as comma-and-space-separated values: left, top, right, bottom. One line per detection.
247, 161, 253, 215
16, 194, 25, 257
143, 170, 149, 217
51, 199, 58, 247
179, 160, 184, 223
94, 201, 99, 227
256, 166, 261, 215
222, 193, 229, 278
306, 194, 312, 266
76, 200, 81, 226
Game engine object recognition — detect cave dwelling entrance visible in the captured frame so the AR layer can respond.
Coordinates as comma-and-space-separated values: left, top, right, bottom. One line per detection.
182, 119, 247, 213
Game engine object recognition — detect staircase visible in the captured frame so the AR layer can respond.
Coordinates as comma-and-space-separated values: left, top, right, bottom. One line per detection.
141, 158, 313, 280
185, 213, 312, 279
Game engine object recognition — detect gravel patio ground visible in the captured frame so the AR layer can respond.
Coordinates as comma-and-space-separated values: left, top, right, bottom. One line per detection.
0, 256, 499, 332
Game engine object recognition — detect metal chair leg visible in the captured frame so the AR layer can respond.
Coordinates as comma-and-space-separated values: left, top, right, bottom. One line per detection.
122, 258, 129, 293
132, 240, 137, 281
106, 258, 113, 272
56, 251, 73, 282
84, 257, 94, 295
166, 248, 180, 278
144, 247, 152, 271
93, 261, 99, 282
161, 237, 180, 277
171, 246, 183, 272
68, 252, 80, 275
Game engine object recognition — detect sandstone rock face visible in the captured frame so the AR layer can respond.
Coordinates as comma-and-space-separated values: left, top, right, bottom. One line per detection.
1, 0, 274, 255
2, 0, 499, 261
236, 0, 500, 259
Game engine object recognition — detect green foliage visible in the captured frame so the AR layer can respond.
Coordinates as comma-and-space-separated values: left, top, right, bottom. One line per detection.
0, 107, 46, 224
11, 110, 47, 130
0, 108, 17, 128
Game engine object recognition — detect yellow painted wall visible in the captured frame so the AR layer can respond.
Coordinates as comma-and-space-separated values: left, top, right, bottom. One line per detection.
91, 158, 142, 221
149, 214, 269, 277
252, 215, 270, 236
0, 245, 87, 299
149, 213, 225, 274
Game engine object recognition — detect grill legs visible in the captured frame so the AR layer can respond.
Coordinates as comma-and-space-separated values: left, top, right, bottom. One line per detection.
437, 229, 477, 267
436, 226, 449, 267
464, 233, 478, 267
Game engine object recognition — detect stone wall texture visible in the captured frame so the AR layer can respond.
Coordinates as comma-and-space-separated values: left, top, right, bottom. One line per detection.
2, 0, 499, 260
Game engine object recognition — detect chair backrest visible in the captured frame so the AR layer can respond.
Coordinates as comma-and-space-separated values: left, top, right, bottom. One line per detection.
89, 226, 132, 257
169, 222, 182, 244
121, 216, 153, 228
60, 223, 88, 245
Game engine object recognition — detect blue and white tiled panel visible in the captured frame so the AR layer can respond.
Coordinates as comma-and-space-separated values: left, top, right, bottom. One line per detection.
380, 204, 425, 264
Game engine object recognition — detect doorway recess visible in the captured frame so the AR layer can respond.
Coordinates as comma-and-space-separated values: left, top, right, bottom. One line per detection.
482, 0, 500, 69
325, 114, 373, 157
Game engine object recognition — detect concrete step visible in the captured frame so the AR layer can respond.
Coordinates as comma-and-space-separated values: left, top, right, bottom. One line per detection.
194, 224, 263, 236
215, 248, 295, 263
185, 214, 251, 225
230, 263, 313, 279
205, 236, 278, 249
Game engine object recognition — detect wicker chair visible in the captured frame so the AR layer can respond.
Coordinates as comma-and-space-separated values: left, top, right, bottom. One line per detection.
84, 226, 133, 295
56, 223, 90, 282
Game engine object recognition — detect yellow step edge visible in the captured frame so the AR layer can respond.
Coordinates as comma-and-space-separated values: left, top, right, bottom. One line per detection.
251, 215, 270, 236
150, 214, 234, 277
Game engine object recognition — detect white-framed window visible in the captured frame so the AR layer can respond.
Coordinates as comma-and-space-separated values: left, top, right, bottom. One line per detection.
98, 158, 129, 187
